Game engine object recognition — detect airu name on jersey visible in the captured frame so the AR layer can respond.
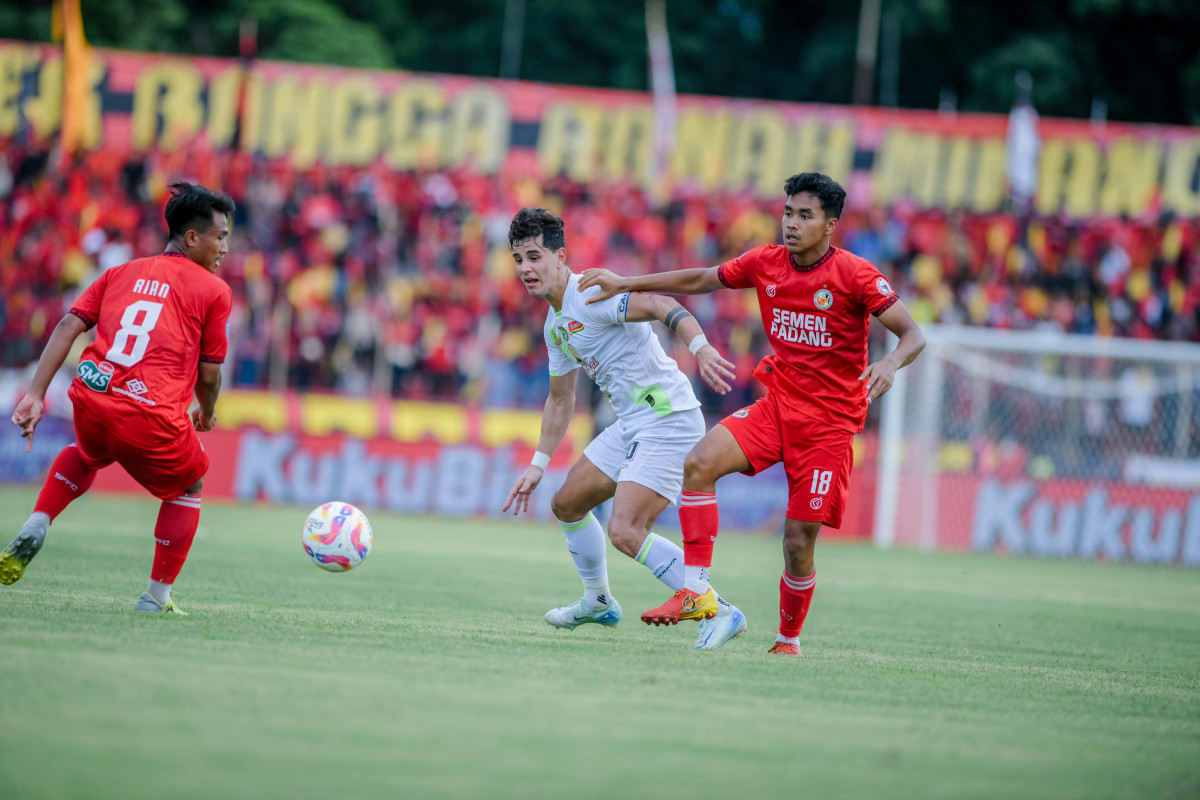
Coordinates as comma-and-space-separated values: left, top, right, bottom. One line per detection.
132, 279, 171, 298
770, 307, 832, 347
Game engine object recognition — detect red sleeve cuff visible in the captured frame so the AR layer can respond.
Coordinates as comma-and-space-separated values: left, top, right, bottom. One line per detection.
717, 265, 734, 289
69, 309, 97, 329
872, 295, 900, 317
199, 355, 226, 364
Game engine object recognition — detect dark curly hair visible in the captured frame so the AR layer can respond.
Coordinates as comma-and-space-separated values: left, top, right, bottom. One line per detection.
508, 207, 566, 251
783, 172, 846, 220
165, 182, 236, 240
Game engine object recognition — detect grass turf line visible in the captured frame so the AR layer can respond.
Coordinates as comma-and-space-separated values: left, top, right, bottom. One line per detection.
0, 487, 1198, 800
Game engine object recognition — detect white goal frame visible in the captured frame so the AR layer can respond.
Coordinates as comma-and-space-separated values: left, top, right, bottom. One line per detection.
873, 324, 1200, 554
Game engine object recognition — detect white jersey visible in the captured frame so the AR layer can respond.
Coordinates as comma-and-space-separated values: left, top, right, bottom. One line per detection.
544, 273, 700, 423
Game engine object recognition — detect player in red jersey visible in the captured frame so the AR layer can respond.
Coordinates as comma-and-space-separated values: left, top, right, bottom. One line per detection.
578, 173, 926, 655
3, 183, 235, 615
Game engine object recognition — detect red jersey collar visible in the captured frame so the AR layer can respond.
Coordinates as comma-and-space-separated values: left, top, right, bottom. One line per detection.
789, 245, 836, 273
161, 251, 191, 260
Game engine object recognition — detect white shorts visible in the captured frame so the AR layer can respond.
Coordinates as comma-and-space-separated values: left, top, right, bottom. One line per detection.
582, 407, 706, 507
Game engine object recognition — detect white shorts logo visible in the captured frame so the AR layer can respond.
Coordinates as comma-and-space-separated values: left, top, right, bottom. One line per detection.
814, 289, 833, 310
876, 277, 894, 296
766, 284, 777, 297
732, 409, 750, 419
810, 497, 824, 510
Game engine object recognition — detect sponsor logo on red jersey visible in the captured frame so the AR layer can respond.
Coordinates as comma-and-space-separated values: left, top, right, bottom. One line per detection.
78, 360, 114, 392
766, 284, 777, 297
770, 308, 833, 347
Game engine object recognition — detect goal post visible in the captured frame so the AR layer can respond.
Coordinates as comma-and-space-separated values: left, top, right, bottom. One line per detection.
873, 324, 1200, 566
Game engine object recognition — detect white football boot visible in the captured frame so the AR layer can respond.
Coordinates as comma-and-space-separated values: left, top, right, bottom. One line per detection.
693, 596, 748, 650
544, 597, 623, 630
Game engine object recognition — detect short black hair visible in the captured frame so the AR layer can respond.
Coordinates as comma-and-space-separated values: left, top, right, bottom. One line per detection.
783, 172, 846, 220
508, 207, 566, 251
165, 182, 235, 240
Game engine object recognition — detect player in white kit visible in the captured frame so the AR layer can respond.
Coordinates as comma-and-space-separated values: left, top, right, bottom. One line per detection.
502, 208, 747, 650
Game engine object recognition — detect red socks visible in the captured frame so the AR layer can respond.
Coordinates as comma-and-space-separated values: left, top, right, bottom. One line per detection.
151, 494, 201, 584
779, 571, 816, 639
34, 445, 97, 520
679, 491, 718, 568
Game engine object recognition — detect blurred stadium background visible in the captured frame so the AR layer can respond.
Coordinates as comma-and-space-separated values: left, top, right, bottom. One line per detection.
2, 0, 1200, 557
3, 3, 1200, 799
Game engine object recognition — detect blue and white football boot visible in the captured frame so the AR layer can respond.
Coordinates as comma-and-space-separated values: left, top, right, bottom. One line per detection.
544, 597, 623, 630
693, 596, 748, 650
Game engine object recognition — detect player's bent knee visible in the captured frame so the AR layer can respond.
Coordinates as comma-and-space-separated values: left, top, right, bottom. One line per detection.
783, 521, 820, 554
186, 475, 205, 495
682, 450, 716, 487
606, 522, 642, 558
550, 491, 585, 524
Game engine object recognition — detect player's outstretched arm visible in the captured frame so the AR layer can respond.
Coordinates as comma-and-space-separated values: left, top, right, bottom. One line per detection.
191, 361, 222, 431
859, 301, 926, 404
503, 371, 577, 516
624, 294, 735, 395
577, 266, 725, 304
11, 314, 87, 453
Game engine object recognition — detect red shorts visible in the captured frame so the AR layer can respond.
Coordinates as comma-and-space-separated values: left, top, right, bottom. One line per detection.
718, 392, 855, 528
71, 398, 209, 501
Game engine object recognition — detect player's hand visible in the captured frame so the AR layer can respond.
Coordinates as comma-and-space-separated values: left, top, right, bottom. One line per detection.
11, 394, 44, 454
576, 269, 626, 305
695, 345, 735, 395
859, 358, 898, 404
502, 466, 544, 516
192, 408, 217, 432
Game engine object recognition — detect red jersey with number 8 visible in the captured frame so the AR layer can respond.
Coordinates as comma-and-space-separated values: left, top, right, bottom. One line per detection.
68, 252, 232, 428
717, 244, 897, 433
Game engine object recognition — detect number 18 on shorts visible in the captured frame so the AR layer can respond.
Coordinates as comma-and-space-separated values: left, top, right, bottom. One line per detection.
786, 431, 853, 528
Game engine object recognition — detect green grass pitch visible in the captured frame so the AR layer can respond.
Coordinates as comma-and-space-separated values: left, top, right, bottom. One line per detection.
1, 486, 1198, 800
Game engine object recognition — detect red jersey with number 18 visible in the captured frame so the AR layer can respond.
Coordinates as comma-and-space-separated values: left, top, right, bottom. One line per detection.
68, 252, 232, 430
717, 244, 898, 433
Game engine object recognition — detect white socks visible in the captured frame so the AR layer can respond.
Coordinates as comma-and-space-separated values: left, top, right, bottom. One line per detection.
558, 512, 611, 608
147, 579, 172, 605
634, 532, 684, 590
775, 632, 800, 645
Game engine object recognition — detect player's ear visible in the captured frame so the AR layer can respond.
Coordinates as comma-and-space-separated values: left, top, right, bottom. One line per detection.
556, 247, 567, 266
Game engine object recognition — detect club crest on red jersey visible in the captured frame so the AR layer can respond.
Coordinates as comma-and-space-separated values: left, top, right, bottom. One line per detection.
876, 277, 894, 296
766, 284, 777, 298
813, 289, 833, 310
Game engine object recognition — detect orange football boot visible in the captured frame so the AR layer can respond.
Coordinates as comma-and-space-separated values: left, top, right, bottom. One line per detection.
767, 641, 802, 657
641, 588, 719, 626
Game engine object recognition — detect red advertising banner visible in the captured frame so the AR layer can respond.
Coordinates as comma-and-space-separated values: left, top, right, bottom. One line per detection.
83, 424, 874, 537
3, 39, 1199, 219
893, 473, 1200, 565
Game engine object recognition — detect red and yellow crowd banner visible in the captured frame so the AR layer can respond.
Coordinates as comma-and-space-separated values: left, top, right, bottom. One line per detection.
3, 39, 1199, 219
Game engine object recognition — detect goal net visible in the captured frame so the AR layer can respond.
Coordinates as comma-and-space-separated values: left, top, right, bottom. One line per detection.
873, 325, 1200, 566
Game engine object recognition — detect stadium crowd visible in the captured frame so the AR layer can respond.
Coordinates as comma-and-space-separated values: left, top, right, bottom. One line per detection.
3, 142, 1200, 419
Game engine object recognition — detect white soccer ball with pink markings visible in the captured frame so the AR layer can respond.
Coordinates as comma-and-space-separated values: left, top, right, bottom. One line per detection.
302, 502, 373, 572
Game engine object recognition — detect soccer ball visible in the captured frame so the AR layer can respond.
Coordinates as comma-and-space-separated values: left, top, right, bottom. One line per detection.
302, 502, 373, 572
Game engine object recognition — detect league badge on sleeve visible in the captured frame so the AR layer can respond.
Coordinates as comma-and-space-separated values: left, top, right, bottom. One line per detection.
876, 277, 894, 296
